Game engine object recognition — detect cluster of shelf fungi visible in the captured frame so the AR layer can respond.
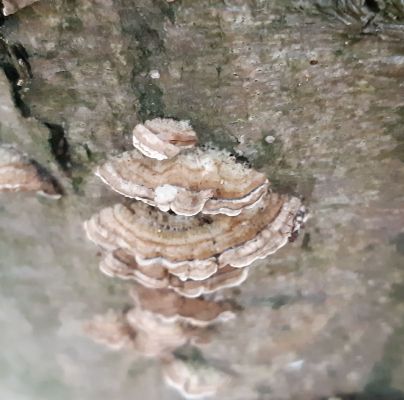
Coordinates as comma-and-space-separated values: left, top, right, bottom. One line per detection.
83, 118, 307, 398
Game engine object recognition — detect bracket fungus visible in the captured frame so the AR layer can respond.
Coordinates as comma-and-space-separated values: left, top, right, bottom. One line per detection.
85, 286, 232, 358
95, 148, 269, 216
1, 0, 39, 16
129, 284, 235, 327
99, 249, 248, 298
162, 357, 230, 399
84, 193, 305, 279
0, 145, 61, 198
133, 118, 198, 160
85, 117, 307, 387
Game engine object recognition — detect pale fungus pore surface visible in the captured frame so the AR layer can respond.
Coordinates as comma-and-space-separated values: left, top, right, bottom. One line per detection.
0, 145, 61, 199
95, 148, 269, 216
1, 0, 38, 16
132, 118, 198, 160
84, 193, 305, 275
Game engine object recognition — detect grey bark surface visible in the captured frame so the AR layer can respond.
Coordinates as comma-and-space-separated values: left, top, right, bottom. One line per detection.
0, 1, 404, 399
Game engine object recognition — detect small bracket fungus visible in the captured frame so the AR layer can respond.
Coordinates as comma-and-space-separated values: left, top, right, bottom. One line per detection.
162, 357, 230, 399
84, 193, 306, 278
0, 145, 61, 199
1, 0, 39, 16
85, 286, 233, 359
132, 118, 198, 160
96, 148, 269, 216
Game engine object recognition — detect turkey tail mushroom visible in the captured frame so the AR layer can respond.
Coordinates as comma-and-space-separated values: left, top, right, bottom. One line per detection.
95, 148, 268, 216
84, 193, 306, 276
132, 118, 198, 160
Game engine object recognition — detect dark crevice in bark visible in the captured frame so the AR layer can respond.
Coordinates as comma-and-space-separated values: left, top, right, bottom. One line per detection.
364, 0, 381, 14
44, 122, 72, 173
0, 36, 32, 117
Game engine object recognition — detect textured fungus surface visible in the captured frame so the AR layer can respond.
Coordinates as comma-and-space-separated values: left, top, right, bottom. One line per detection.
84, 194, 305, 276
129, 284, 235, 327
85, 287, 231, 359
0, 145, 61, 198
100, 249, 248, 297
132, 118, 198, 160
96, 149, 269, 216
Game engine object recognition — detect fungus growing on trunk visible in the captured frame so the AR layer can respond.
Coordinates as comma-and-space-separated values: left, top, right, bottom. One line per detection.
84, 193, 305, 277
84, 286, 232, 358
95, 148, 268, 216
99, 249, 248, 298
0, 145, 61, 198
129, 284, 235, 327
133, 118, 198, 160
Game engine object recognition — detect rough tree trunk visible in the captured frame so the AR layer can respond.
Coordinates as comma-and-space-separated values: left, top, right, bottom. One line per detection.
0, 1, 404, 399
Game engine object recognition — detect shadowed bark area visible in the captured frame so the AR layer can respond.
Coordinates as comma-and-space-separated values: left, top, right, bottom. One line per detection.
0, 1, 404, 399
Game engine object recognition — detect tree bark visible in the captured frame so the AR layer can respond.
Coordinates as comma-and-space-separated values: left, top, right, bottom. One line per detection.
0, 1, 404, 399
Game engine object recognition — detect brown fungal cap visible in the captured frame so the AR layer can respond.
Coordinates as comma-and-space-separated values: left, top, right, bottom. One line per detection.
84, 193, 305, 274
0, 145, 61, 199
96, 148, 268, 216
129, 284, 235, 327
100, 250, 248, 297
133, 118, 198, 160
100, 249, 170, 289
101, 251, 246, 294
1, 0, 38, 16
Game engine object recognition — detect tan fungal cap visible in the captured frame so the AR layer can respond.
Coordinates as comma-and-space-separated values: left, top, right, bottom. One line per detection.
129, 284, 235, 327
132, 118, 198, 160
2, 0, 38, 16
0, 145, 61, 199
162, 357, 230, 399
100, 249, 170, 289
95, 148, 268, 216
100, 249, 248, 297
84, 193, 305, 275
170, 265, 249, 298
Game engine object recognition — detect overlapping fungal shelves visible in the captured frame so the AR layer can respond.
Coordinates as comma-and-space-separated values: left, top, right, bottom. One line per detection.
84, 284, 233, 356
96, 148, 269, 216
132, 118, 198, 160
84, 117, 306, 398
84, 285, 233, 398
